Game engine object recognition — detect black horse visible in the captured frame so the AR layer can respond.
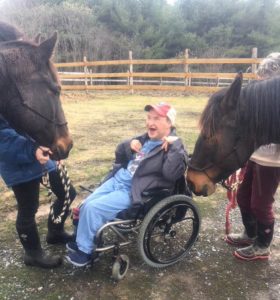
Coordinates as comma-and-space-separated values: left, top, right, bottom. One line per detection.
187, 73, 280, 196
0, 22, 72, 160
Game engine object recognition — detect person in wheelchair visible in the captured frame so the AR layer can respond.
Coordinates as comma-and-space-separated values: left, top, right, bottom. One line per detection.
66, 102, 188, 267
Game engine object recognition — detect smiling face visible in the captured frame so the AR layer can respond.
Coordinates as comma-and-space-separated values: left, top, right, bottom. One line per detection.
146, 109, 172, 140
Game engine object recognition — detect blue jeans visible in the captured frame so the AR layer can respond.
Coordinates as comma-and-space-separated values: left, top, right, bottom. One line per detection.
76, 177, 131, 254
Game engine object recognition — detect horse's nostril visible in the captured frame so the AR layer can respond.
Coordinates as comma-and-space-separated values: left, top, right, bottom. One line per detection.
202, 185, 208, 197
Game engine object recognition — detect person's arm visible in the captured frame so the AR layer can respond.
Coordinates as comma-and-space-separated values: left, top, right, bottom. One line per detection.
0, 126, 38, 164
114, 139, 133, 166
161, 138, 188, 182
114, 133, 148, 166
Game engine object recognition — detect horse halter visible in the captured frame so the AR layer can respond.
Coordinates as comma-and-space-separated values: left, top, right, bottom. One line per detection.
188, 137, 244, 189
21, 101, 67, 127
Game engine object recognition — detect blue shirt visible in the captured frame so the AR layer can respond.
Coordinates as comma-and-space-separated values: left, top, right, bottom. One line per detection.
114, 139, 162, 189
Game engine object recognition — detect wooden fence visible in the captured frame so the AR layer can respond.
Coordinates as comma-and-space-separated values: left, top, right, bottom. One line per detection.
55, 48, 263, 93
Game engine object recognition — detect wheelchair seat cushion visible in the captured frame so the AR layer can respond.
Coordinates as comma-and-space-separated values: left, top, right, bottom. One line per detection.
116, 204, 143, 220
116, 188, 172, 220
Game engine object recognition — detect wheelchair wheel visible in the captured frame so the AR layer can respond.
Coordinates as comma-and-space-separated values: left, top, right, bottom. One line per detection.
112, 254, 130, 281
138, 195, 200, 268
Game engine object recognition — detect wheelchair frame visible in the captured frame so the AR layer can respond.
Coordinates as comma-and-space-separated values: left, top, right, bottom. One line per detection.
88, 191, 201, 280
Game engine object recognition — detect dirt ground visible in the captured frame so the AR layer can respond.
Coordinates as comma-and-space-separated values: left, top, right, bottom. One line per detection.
0, 94, 279, 299
0, 186, 279, 300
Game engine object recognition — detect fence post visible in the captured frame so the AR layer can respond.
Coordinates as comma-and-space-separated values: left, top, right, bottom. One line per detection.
129, 50, 133, 94
90, 69, 93, 85
83, 56, 88, 89
251, 48, 258, 74
184, 49, 190, 87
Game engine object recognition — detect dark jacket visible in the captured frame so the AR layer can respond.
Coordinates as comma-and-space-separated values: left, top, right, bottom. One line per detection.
106, 130, 188, 205
0, 116, 56, 187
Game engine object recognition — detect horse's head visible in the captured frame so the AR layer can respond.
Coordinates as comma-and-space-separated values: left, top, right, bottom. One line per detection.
187, 73, 254, 196
0, 33, 73, 160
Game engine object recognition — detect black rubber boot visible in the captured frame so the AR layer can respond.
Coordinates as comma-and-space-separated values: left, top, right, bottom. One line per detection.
46, 214, 75, 244
256, 221, 274, 248
24, 249, 62, 268
18, 224, 62, 268
226, 212, 257, 247
241, 212, 257, 238
46, 229, 75, 244
234, 222, 274, 261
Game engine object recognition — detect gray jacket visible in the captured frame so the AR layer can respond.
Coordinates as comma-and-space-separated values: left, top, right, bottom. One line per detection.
105, 130, 188, 205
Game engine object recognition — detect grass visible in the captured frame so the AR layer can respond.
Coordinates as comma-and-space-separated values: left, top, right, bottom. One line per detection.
0, 92, 220, 219
57, 92, 208, 189
0, 91, 208, 224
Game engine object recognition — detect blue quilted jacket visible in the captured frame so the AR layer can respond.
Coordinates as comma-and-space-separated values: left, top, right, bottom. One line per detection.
0, 116, 56, 187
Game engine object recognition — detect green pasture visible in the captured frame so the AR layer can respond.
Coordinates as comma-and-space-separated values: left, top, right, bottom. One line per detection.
0, 92, 226, 224
61, 92, 208, 188
0, 92, 213, 222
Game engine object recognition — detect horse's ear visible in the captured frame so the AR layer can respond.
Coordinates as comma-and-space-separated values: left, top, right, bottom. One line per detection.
221, 72, 243, 110
38, 32, 57, 60
34, 33, 42, 44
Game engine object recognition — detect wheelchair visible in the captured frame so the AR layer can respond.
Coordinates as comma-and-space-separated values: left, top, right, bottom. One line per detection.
74, 176, 200, 281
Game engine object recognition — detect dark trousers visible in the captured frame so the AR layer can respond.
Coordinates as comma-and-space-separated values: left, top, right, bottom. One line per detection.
12, 170, 76, 249
237, 161, 280, 225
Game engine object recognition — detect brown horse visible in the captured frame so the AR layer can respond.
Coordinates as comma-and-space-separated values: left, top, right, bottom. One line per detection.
0, 22, 72, 160
187, 73, 280, 196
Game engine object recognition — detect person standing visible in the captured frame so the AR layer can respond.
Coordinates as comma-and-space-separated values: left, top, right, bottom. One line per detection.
0, 115, 76, 268
226, 53, 280, 261
0, 22, 76, 268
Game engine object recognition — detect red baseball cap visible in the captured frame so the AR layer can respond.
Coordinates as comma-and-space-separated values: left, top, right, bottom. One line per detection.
144, 102, 176, 125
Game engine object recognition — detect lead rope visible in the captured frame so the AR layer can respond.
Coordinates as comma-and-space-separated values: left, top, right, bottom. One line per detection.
42, 162, 72, 224
224, 167, 246, 235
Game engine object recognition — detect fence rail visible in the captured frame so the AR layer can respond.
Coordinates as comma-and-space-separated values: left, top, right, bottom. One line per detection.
56, 48, 262, 93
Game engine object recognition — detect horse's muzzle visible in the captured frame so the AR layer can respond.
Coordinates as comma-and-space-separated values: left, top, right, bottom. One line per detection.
51, 138, 73, 160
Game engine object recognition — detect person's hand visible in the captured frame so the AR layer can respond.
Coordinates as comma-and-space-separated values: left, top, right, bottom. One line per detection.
161, 136, 179, 152
130, 139, 142, 153
35, 146, 52, 164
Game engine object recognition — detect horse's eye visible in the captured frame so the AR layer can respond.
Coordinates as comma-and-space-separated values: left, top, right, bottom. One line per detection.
55, 86, 61, 96
50, 84, 61, 96
55, 90, 60, 96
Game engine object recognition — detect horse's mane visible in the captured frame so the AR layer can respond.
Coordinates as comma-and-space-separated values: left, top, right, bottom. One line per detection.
0, 35, 59, 85
199, 88, 227, 137
199, 76, 280, 145
242, 76, 280, 145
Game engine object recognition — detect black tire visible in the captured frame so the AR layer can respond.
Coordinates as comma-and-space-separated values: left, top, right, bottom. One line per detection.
137, 195, 200, 268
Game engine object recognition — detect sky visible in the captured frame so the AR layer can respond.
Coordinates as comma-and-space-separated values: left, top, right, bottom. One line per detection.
166, 0, 176, 5
0, 0, 177, 4
0, 0, 178, 10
